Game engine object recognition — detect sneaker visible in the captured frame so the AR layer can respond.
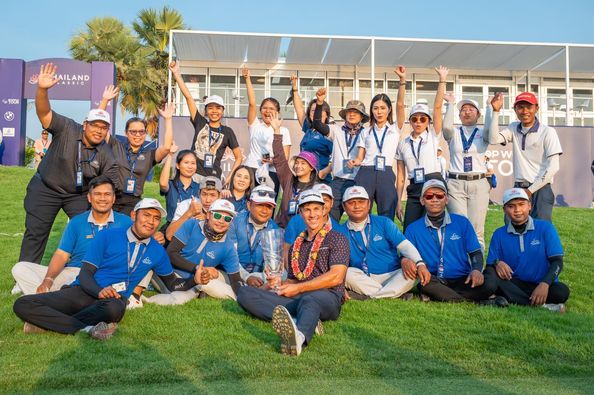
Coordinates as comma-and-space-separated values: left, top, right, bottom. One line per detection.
347, 290, 370, 301
400, 292, 414, 301
314, 320, 325, 336
542, 303, 566, 314
11, 283, 22, 295
126, 295, 143, 310
23, 322, 46, 334
479, 295, 509, 308
272, 305, 303, 356
419, 293, 431, 303
89, 322, 118, 340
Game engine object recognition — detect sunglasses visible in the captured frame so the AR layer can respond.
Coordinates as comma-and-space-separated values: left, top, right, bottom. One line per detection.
253, 190, 277, 199
128, 129, 147, 136
212, 212, 233, 223
410, 116, 429, 123
423, 192, 446, 201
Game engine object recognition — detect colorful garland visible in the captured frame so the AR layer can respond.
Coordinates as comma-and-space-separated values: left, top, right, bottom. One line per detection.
291, 223, 331, 280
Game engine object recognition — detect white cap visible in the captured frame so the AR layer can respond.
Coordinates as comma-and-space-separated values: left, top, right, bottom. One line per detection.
503, 188, 530, 205
298, 190, 325, 207
86, 109, 111, 125
209, 199, 237, 217
456, 99, 481, 114
250, 185, 277, 206
408, 103, 431, 120
133, 198, 166, 217
342, 186, 369, 202
313, 183, 333, 199
204, 95, 225, 108
437, 147, 443, 152
421, 179, 447, 196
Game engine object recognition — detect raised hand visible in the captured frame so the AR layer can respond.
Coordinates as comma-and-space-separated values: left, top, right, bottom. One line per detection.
394, 65, 406, 80
444, 92, 456, 103
194, 259, 208, 285
37, 63, 59, 90
241, 65, 250, 79
158, 102, 176, 119
169, 60, 180, 75
491, 92, 504, 112
435, 65, 449, 81
102, 85, 120, 102
269, 111, 282, 132
316, 87, 327, 104
169, 141, 178, 155
290, 74, 298, 90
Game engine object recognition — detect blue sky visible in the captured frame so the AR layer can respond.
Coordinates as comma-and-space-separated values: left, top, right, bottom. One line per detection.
3, 0, 594, 138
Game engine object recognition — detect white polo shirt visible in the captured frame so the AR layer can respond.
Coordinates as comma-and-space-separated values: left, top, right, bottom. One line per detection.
445, 125, 489, 174
244, 118, 291, 172
326, 124, 362, 180
396, 128, 442, 179
498, 120, 563, 183
357, 123, 401, 167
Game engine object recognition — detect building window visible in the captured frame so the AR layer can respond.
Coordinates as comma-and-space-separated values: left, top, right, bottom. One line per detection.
387, 81, 412, 113
210, 74, 236, 117
359, 79, 384, 111
328, 78, 354, 116
239, 72, 266, 118
177, 74, 206, 117
270, 72, 295, 119
416, 81, 454, 106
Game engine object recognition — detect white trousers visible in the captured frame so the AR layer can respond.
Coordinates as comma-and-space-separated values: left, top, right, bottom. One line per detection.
146, 270, 236, 305
345, 267, 416, 299
12, 261, 80, 295
446, 177, 490, 249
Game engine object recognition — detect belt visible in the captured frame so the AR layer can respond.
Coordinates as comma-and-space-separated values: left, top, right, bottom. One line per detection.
514, 181, 532, 188
448, 173, 486, 181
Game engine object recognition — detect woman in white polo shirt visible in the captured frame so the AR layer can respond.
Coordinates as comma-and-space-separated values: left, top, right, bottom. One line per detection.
441, 94, 492, 248
396, 66, 448, 231
242, 66, 292, 196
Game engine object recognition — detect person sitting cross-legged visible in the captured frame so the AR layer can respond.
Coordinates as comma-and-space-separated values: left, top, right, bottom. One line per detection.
487, 188, 570, 313
236, 191, 349, 356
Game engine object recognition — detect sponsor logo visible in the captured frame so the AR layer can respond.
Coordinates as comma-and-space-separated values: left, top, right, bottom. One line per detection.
373, 234, 383, 242
4, 111, 14, 121
530, 239, 541, 246
450, 233, 461, 241
2, 99, 20, 105
3, 127, 15, 137
28, 73, 90, 86
142, 257, 152, 265
207, 251, 215, 259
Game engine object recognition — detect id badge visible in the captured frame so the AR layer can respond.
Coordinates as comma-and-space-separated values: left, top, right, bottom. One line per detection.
375, 156, 386, 171
125, 177, 136, 194
43, 148, 47, 154
463, 156, 473, 173
342, 159, 353, 174
413, 168, 425, 184
288, 200, 298, 215
112, 282, 127, 293
76, 170, 83, 187
204, 153, 214, 169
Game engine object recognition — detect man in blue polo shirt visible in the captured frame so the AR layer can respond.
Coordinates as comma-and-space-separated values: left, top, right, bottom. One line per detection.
12, 177, 131, 295
487, 188, 569, 312
404, 180, 501, 304
13, 199, 202, 340
227, 185, 279, 287
338, 186, 424, 300
147, 199, 243, 305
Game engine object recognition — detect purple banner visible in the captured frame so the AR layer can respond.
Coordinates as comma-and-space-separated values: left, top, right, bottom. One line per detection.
0, 59, 26, 165
24, 58, 92, 100
90, 62, 116, 134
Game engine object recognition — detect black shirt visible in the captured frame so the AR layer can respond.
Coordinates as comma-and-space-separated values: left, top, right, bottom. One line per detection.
37, 111, 119, 194
109, 137, 157, 197
190, 113, 239, 178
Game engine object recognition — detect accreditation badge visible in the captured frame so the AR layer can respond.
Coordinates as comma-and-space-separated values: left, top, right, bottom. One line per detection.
413, 168, 425, 184
375, 156, 386, 171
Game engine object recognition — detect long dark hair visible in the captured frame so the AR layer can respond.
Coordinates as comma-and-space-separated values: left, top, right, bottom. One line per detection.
306, 99, 331, 125
173, 150, 198, 186
369, 93, 393, 127
229, 165, 255, 196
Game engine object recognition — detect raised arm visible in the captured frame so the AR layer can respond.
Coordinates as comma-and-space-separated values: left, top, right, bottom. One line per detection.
159, 143, 177, 193
169, 60, 199, 121
442, 92, 457, 141
291, 75, 306, 126
155, 102, 175, 162
394, 65, 407, 129
35, 63, 60, 129
242, 66, 257, 125
433, 66, 449, 135
488, 93, 507, 145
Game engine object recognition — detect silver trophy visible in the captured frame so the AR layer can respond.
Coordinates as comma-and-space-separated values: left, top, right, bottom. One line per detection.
260, 228, 284, 290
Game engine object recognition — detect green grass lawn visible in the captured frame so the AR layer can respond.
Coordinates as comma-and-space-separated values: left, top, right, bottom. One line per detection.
0, 166, 593, 394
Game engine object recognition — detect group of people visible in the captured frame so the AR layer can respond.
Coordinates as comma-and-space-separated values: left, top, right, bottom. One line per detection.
11, 62, 570, 356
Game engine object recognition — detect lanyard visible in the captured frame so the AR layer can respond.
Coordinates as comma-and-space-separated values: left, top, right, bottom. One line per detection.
345, 129, 360, 156
77, 141, 98, 171
125, 144, 145, 178
292, 184, 303, 200
126, 241, 147, 286
349, 222, 371, 274
208, 126, 222, 149
459, 127, 479, 153
429, 225, 447, 278
89, 221, 109, 238
372, 126, 388, 154
246, 220, 265, 271
409, 136, 423, 166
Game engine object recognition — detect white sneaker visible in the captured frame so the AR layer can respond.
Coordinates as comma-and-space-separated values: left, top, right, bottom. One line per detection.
542, 303, 566, 314
11, 283, 22, 295
272, 305, 303, 356
294, 318, 324, 336
126, 295, 143, 310
89, 322, 118, 340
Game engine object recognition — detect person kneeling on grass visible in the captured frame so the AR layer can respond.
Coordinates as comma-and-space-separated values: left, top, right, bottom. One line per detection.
146, 199, 242, 305
236, 191, 349, 356
13, 199, 203, 340
486, 188, 570, 313
338, 186, 425, 300
404, 180, 504, 306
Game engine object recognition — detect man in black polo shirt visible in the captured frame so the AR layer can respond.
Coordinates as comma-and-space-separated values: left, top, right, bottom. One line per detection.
19, 63, 119, 264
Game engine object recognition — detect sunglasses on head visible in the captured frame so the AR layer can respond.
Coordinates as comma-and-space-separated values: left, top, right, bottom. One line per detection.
410, 116, 429, 123
423, 192, 446, 201
212, 212, 233, 223
253, 190, 277, 199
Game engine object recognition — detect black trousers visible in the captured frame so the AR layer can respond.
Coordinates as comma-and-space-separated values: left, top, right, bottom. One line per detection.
418, 266, 498, 302
495, 277, 569, 305
236, 286, 342, 344
528, 183, 554, 222
13, 286, 126, 334
20, 174, 89, 263
113, 194, 141, 216
403, 172, 445, 232
354, 166, 397, 220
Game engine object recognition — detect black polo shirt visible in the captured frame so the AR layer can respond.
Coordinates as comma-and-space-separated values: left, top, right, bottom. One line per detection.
109, 137, 157, 197
37, 111, 119, 194
190, 113, 239, 178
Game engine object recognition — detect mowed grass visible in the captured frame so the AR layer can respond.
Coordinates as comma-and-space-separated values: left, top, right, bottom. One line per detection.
0, 166, 593, 395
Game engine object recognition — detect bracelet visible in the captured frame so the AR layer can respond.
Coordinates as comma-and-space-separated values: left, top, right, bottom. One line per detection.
439, 80, 446, 83
399, 82, 406, 86
43, 277, 54, 284
415, 260, 426, 267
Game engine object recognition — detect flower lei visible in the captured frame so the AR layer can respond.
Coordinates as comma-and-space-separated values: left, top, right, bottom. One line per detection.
291, 222, 331, 281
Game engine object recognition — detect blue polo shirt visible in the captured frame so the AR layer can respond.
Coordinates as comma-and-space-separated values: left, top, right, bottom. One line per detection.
227, 210, 278, 273
486, 217, 564, 283
74, 227, 172, 299
57, 210, 132, 268
284, 214, 340, 244
227, 194, 248, 214
173, 219, 240, 276
161, 179, 200, 222
405, 212, 481, 279
336, 215, 407, 275
300, 120, 333, 183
